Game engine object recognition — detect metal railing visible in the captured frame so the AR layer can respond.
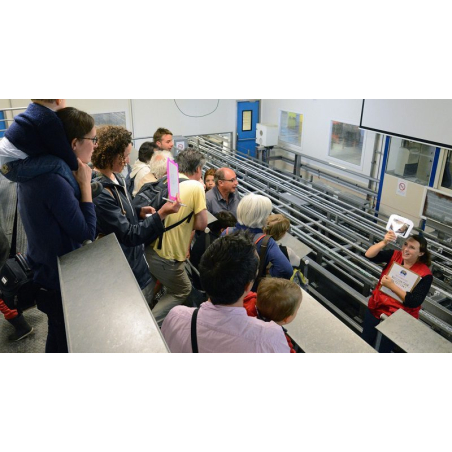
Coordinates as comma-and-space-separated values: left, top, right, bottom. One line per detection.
189, 135, 452, 338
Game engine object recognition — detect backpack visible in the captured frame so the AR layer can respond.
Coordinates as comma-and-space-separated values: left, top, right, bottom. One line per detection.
290, 268, 309, 292
225, 227, 270, 284
132, 176, 193, 249
124, 172, 135, 198
132, 175, 186, 210
279, 245, 309, 291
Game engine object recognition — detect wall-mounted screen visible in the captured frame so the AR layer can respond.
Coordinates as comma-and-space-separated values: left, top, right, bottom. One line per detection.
360, 100, 452, 149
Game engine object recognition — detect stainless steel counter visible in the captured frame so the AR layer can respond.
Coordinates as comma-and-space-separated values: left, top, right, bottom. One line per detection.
58, 234, 168, 353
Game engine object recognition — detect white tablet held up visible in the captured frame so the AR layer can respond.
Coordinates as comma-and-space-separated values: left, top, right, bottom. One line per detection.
386, 214, 414, 238
167, 158, 179, 201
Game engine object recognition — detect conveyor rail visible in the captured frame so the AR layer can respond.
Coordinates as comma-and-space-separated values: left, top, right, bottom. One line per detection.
189, 135, 452, 336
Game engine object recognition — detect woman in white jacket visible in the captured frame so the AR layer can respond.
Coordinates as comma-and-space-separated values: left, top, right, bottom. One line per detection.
130, 141, 158, 196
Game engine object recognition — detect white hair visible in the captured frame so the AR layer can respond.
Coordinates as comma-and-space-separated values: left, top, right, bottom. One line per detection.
237, 193, 273, 228
150, 151, 172, 180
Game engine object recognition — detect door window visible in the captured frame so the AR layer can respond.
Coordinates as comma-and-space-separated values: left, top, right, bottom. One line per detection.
242, 110, 252, 132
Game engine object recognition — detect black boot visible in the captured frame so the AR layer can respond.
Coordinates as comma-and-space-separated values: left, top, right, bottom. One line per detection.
7, 314, 34, 341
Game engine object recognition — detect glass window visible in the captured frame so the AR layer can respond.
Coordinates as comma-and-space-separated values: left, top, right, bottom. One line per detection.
440, 149, 452, 190
328, 121, 365, 166
279, 111, 303, 147
422, 189, 452, 226
385, 138, 435, 186
242, 110, 252, 132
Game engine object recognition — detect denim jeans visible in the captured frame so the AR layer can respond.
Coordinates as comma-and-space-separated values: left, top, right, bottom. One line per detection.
1, 155, 81, 199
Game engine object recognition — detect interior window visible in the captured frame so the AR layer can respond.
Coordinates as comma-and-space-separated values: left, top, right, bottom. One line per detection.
441, 149, 452, 190
328, 121, 364, 167
279, 110, 303, 147
385, 138, 436, 186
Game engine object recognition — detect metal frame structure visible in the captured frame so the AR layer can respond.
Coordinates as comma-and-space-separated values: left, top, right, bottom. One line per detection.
189, 135, 452, 340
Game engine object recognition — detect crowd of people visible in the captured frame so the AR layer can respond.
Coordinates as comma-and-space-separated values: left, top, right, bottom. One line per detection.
0, 100, 434, 353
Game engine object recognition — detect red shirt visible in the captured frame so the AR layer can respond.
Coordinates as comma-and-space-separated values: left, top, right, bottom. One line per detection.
368, 250, 432, 319
243, 292, 297, 353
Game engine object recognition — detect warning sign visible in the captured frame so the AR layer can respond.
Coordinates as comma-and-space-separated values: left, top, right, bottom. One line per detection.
396, 179, 407, 197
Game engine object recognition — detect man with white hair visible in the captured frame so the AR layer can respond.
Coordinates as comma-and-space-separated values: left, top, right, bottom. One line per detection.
135, 151, 172, 193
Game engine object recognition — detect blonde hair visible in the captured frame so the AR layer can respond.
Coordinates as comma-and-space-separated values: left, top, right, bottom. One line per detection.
256, 278, 302, 323
264, 214, 290, 241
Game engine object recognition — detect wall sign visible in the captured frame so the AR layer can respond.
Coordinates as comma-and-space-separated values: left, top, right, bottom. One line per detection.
396, 179, 407, 197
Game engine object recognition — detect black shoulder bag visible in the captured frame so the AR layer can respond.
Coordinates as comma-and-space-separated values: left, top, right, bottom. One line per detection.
0, 197, 36, 312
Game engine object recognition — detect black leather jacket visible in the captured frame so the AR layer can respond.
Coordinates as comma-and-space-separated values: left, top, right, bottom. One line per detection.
93, 173, 164, 289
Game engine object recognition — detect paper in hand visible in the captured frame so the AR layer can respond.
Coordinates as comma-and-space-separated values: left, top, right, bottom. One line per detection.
167, 159, 179, 201
386, 214, 414, 238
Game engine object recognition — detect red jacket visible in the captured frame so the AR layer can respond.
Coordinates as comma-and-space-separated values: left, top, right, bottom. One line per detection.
243, 292, 297, 353
368, 250, 432, 319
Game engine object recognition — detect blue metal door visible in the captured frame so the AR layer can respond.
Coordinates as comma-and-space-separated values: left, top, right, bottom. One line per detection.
0, 111, 5, 138
236, 100, 259, 157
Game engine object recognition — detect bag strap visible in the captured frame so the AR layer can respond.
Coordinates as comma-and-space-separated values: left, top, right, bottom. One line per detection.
255, 234, 270, 280
191, 308, 200, 353
156, 211, 194, 250
9, 194, 19, 258
279, 244, 289, 261
105, 186, 127, 216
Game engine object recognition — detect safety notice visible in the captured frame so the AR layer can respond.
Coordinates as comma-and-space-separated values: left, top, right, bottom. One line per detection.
396, 179, 407, 197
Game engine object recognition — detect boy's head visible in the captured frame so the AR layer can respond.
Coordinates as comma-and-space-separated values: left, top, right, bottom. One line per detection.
31, 99, 66, 111
208, 210, 237, 235
264, 214, 291, 241
256, 278, 302, 325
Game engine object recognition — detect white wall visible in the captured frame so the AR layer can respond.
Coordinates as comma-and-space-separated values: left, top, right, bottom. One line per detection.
7, 99, 238, 162
379, 174, 426, 226
260, 99, 377, 185
130, 99, 237, 151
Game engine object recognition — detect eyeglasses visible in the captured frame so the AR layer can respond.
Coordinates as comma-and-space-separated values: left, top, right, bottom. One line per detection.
220, 177, 238, 183
80, 136, 98, 144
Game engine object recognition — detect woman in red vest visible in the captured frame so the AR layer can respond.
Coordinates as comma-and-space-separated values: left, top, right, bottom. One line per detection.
362, 230, 433, 352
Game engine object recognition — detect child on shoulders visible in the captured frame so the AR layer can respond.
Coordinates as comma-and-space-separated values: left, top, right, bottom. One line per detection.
0, 99, 88, 198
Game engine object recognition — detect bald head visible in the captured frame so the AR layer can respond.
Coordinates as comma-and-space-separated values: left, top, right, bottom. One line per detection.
215, 167, 238, 197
